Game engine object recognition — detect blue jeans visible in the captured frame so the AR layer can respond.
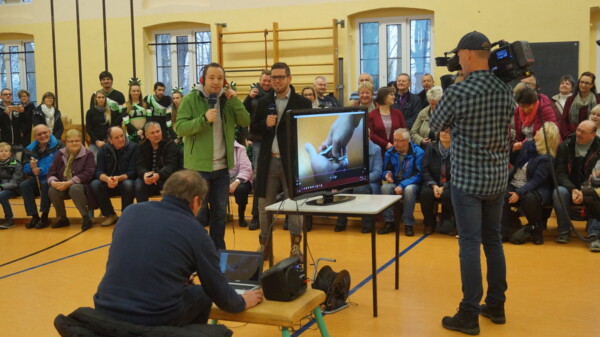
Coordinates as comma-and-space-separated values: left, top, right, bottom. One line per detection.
91, 179, 135, 216
452, 185, 507, 314
135, 178, 164, 202
337, 184, 375, 227
552, 186, 575, 234
0, 189, 17, 219
19, 178, 51, 216
197, 169, 230, 250
381, 183, 420, 226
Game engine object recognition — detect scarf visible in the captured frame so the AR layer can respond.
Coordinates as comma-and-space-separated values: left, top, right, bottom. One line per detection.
438, 141, 450, 160
41, 104, 55, 130
569, 93, 597, 125
63, 153, 76, 181
518, 100, 539, 127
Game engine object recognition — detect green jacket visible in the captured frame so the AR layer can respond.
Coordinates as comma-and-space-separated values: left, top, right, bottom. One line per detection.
176, 87, 250, 172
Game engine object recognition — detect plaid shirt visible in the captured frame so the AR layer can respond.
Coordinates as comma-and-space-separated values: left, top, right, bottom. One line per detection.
429, 70, 513, 195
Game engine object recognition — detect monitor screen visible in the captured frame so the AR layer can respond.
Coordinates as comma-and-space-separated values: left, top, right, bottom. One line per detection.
286, 107, 369, 203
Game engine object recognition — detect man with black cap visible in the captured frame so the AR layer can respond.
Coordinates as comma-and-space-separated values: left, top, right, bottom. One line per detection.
430, 31, 514, 335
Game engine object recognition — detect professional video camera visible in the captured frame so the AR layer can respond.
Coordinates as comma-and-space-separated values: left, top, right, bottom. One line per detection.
435, 40, 535, 83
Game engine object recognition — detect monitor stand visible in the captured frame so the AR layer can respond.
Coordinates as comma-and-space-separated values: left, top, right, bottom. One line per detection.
306, 193, 355, 206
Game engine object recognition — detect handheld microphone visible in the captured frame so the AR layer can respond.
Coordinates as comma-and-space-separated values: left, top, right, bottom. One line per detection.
208, 94, 217, 126
267, 103, 277, 129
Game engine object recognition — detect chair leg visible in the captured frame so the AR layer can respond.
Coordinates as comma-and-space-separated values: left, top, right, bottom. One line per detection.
312, 306, 330, 337
281, 327, 292, 337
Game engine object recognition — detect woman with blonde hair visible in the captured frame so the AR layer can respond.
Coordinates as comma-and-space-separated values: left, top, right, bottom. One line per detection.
588, 104, 600, 137
351, 81, 376, 112
501, 122, 560, 245
122, 78, 150, 143
86, 89, 122, 156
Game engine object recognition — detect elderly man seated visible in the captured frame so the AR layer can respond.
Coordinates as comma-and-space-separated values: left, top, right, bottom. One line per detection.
379, 128, 424, 236
91, 126, 138, 227
135, 122, 179, 202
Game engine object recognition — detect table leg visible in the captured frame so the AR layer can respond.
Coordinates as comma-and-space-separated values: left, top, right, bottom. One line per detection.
303, 214, 308, 272
395, 217, 400, 290
371, 222, 377, 317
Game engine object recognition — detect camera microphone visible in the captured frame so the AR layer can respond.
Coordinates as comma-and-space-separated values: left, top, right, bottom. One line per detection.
267, 103, 277, 130
207, 94, 217, 126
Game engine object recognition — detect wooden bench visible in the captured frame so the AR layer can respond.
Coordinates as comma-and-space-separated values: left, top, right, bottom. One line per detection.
209, 288, 330, 337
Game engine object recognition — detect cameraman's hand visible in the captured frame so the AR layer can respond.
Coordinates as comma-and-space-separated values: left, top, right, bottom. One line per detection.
242, 289, 264, 309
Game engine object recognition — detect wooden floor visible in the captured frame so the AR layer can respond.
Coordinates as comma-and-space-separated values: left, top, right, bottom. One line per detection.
1, 197, 599, 337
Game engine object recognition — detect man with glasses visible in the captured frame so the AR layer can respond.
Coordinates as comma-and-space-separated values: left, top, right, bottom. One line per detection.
378, 128, 423, 236
429, 31, 513, 335
20, 124, 64, 229
0, 88, 26, 146
252, 62, 312, 262
553, 120, 600, 251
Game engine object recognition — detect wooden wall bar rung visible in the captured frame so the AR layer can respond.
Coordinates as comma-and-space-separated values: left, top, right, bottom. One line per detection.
278, 37, 332, 42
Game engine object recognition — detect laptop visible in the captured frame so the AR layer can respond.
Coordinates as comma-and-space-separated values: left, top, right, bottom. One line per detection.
218, 250, 264, 295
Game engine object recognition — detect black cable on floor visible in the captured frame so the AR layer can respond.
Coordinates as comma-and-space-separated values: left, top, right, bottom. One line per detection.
0, 229, 86, 267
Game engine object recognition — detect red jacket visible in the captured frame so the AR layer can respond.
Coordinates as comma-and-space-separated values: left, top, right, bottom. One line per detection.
514, 93, 557, 142
368, 107, 405, 157
561, 94, 600, 138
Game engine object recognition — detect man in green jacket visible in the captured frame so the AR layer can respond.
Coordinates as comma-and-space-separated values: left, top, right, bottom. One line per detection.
176, 62, 250, 250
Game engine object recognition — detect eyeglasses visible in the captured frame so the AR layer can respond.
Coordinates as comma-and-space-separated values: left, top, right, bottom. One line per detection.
303, 93, 314, 97
1, 93, 12, 96
271, 75, 288, 81
66, 139, 82, 144
579, 81, 593, 86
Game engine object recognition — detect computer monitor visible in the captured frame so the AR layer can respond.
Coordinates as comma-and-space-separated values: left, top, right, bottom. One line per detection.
285, 107, 369, 205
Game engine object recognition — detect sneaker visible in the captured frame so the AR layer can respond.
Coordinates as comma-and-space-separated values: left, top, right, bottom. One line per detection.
0, 218, 15, 229
25, 216, 40, 229
51, 217, 70, 229
442, 309, 480, 335
556, 233, 570, 244
100, 214, 119, 227
589, 239, 600, 252
480, 304, 506, 324
82, 216, 93, 231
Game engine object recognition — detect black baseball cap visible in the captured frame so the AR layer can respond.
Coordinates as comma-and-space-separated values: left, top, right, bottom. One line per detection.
449, 31, 491, 54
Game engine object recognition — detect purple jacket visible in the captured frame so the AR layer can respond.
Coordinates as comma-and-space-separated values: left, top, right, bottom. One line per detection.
48, 146, 97, 209
229, 141, 252, 184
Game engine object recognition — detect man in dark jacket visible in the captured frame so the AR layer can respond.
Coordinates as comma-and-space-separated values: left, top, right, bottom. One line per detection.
553, 120, 600, 247
91, 126, 138, 227
392, 73, 422, 130
252, 62, 312, 262
0, 88, 25, 147
135, 122, 179, 202
94, 170, 263, 327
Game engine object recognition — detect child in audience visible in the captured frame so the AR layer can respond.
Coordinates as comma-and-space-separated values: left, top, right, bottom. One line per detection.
0, 143, 24, 229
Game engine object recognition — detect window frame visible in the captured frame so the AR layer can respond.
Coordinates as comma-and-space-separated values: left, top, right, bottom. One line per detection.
355, 15, 433, 93
0, 40, 36, 104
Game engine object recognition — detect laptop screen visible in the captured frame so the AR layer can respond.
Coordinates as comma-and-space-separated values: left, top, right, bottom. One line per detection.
218, 250, 263, 284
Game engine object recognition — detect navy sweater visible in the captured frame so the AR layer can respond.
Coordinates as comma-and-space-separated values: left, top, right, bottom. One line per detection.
94, 195, 245, 326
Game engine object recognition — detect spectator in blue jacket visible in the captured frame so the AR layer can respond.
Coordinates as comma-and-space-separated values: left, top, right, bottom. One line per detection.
334, 137, 383, 233
379, 128, 424, 236
0, 143, 23, 229
91, 126, 138, 227
20, 124, 63, 229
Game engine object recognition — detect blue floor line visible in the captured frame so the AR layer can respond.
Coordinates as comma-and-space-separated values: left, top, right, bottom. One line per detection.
292, 234, 429, 336
0, 243, 111, 280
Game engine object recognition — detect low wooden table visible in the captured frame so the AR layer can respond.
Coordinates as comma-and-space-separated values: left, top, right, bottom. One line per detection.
210, 288, 329, 337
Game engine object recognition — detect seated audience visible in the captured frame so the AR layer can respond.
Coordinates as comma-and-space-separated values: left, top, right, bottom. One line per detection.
553, 120, 600, 250
91, 127, 138, 227
379, 128, 424, 236
335, 134, 382, 233
349, 72, 374, 102
86, 89, 122, 157
135, 122, 179, 202
417, 73, 434, 108
314, 76, 340, 108
32, 91, 64, 140
561, 72, 600, 137
20, 124, 63, 229
589, 104, 600, 137
229, 141, 253, 227
420, 128, 453, 235
301, 87, 320, 109
0, 143, 23, 229
17, 89, 35, 146
410, 85, 443, 148
351, 81, 376, 112
93, 170, 263, 327
369, 87, 406, 158
512, 86, 557, 151
392, 73, 422, 130
501, 122, 560, 244
123, 78, 150, 143
47, 129, 95, 230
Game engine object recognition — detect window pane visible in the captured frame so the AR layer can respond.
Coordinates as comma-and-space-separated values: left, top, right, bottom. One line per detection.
0, 44, 6, 89
410, 19, 431, 92
155, 34, 171, 92
24, 42, 36, 103
9, 46, 20, 97
386, 24, 402, 87
360, 22, 379, 89
195, 31, 211, 86
176, 36, 189, 94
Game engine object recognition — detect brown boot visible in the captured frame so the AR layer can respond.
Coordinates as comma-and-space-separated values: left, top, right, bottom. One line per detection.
258, 236, 273, 261
290, 234, 304, 263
